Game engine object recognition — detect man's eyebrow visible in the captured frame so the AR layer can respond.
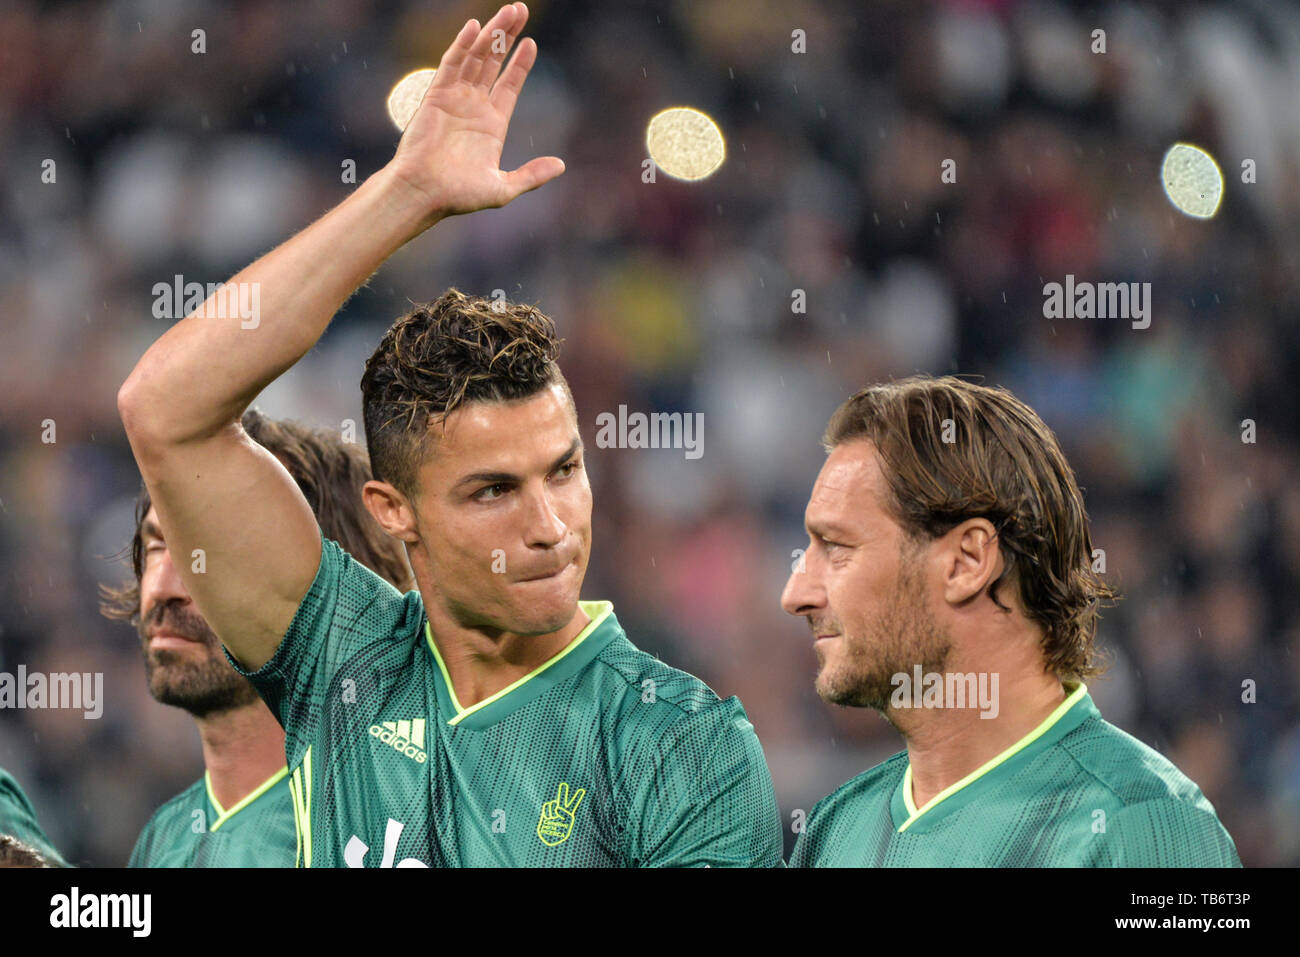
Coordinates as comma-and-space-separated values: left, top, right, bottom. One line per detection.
141, 518, 163, 541
806, 519, 855, 540
454, 437, 583, 490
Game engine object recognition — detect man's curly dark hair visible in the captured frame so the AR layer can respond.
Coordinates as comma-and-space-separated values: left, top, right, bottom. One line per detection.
360, 287, 572, 499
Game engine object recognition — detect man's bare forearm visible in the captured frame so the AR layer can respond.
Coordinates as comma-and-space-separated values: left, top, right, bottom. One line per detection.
118, 168, 439, 443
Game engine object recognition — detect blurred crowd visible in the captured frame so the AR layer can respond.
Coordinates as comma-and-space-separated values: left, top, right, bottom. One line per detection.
1, 0, 1297, 866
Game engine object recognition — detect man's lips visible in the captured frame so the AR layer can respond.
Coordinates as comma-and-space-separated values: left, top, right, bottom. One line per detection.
517, 560, 575, 583
148, 632, 203, 650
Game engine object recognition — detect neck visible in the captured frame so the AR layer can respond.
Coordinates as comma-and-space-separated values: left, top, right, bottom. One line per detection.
891, 630, 1069, 810
195, 699, 287, 812
424, 599, 591, 710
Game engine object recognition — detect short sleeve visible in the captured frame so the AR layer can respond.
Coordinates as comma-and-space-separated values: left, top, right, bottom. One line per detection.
1100, 799, 1242, 867
632, 700, 784, 868
224, 532, 420, 767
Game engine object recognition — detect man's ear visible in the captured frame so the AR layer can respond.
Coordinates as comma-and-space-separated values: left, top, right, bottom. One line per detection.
363, 479, 420, 544
940, 517, 1005, 607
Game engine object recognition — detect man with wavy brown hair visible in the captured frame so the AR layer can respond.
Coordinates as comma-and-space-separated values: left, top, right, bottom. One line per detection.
102, 409, 411, 866
116, 3, 782, 867
784, 375, 1239, 867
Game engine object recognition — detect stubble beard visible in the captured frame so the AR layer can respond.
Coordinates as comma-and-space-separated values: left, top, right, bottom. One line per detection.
815, 549, 952, 713
139, 601, 261, 718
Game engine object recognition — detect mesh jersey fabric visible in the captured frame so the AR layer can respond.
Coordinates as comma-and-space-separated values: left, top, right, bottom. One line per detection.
229, 531, 784, 867
128, 768, 295, 867
790, 685, 1241, 867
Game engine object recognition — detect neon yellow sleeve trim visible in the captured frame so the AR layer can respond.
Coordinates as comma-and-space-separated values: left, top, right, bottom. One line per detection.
288, 747, 313, 867
898, 682, 1087, 832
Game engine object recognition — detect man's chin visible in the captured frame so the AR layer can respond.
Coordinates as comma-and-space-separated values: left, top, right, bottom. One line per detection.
150, 682, 260, 716
815, 670, 892, 711
507, 580, 585, 634
513, 603, 582, 638
146, 663, 260, 716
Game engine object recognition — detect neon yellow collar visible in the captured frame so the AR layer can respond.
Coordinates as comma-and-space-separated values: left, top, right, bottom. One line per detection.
204, 765, 289, 832
425, 600, 615, 727
897, 682, 1088, 832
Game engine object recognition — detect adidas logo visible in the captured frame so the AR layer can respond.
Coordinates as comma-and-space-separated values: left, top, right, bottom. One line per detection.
369, 719, 428, 764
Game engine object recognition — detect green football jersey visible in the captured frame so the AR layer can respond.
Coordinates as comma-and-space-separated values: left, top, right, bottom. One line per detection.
230, 533, 784, 868
790, 683, 1241, 867
0, 767, 68, 866
128, 767, 295, 867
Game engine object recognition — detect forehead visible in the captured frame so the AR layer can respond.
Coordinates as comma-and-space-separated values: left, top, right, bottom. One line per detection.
421, 383, 578, 477
806, 440, 892, 532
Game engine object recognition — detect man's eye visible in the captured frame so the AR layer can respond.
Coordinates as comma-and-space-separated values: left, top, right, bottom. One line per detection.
556, 461, 579, 478
476, 483, 509, 501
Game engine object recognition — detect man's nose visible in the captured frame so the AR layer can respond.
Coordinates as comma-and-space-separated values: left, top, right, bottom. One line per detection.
781, 551, 824, 617
523, 485, 566, 549
141, 545, 193, 613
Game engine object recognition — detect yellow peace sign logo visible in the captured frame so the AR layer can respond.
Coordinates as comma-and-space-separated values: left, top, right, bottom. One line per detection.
536, 782, 586, 847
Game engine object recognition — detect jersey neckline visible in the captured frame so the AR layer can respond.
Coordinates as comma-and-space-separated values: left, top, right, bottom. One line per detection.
890, 682, 1096, 833
203, 765, 290, 833
424, 599, 620, 731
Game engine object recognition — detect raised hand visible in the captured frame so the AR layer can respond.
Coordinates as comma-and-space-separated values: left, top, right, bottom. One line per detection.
387, 2, 565, 221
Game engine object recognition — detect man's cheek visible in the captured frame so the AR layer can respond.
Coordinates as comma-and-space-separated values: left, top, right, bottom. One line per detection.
436, 529, 482, 574
568, 481, 593, 523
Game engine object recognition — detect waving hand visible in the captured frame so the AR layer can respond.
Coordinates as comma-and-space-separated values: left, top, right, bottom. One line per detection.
388, 2, 565, 220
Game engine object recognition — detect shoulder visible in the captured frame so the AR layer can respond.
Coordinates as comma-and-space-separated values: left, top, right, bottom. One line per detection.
130, 779, 206, 866
1058, 717, 1240, 865
303, 536, 424, 633
1059, 715, 1218, 809
594, 633, 728, 717
584, 629, 770, 789
1107, 798, 1239, 858
808, 750, 908, 826
245, 535, 425, 680
789, 751, 905, 867
580, 624, 781, 863
140, 778, 207, 833
591, 631, 752, 745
